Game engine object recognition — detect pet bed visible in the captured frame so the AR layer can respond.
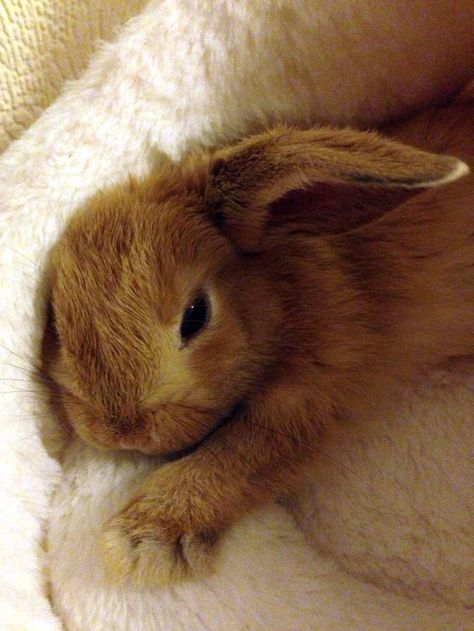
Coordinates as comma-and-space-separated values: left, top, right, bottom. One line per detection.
0, 1, 473, 629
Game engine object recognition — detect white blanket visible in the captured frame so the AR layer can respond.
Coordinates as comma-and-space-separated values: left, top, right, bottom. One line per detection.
1, 1, 473, 629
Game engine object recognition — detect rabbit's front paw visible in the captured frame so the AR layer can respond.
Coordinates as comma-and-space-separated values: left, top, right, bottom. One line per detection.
101, 495, 219, 586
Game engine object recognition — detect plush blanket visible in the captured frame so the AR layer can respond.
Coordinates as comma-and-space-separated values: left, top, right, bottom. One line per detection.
1, 1, 473, 629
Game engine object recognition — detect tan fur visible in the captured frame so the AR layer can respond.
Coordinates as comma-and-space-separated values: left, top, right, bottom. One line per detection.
44, 105, 473, 585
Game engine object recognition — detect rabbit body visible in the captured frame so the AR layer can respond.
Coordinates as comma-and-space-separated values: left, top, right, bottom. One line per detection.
46, 102, 473, 585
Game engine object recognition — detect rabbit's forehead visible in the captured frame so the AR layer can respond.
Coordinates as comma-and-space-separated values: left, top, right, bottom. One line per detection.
56, 294, 192, 411
53, 254, 209, 408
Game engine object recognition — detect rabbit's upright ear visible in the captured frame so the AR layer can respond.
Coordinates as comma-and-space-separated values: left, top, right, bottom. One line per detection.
204, 126, 468, 252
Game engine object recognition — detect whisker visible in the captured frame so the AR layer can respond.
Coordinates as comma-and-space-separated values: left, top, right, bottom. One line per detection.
0, 378, 42, 383
243, 419, 366, 483
0, 388, 54, 396
0, 265, 38, 285
210, 434, 258, 470
0, 380, 63, 398
173, 414, 226, 468
1, 245, 42, 270
2, 361, 38, 376
0, 343, 43, 373
173, 401, 217, 416
2, 356, 59, 391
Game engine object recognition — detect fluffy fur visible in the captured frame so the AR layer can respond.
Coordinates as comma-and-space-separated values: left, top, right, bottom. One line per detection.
45, 118, 471, 586
1, 0, 474, 628
47, 440, 474, 631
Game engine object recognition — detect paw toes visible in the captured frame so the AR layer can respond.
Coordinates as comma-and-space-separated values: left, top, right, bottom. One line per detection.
134, 537, 186, 585
181, 532, 216, 576
100, 520, 219, 586
101, 527, 136, 582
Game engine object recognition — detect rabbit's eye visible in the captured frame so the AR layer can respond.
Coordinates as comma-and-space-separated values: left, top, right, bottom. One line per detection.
180, 293, 210, 343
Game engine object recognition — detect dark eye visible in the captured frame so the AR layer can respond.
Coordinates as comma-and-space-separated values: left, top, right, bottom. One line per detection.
180, 293, 210, 342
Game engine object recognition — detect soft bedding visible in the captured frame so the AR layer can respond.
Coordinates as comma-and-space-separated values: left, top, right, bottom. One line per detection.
1, 1, 473, 629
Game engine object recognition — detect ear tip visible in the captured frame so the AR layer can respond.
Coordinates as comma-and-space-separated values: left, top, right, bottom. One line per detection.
425, 158, 470, 187
444, 159, 470, 183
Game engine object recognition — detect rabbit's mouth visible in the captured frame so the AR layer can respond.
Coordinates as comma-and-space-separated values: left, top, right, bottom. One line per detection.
162, 399, 246, 462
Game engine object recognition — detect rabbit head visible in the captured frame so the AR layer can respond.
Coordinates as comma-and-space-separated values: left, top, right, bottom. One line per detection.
46, 125, 466, 456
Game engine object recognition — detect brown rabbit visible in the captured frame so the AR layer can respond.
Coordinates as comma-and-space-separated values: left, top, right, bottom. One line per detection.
45, 104, 473, 586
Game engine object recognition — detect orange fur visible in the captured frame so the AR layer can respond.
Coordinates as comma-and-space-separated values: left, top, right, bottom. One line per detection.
44, 105, 473, 585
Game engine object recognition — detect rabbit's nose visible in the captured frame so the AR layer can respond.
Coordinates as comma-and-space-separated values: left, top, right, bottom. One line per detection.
108, 415, 157, 453
110, 415, 133, 433
109, 414, 143, 442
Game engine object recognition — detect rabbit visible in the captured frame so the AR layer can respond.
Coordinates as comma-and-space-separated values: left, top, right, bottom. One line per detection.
43, 103, 473, 587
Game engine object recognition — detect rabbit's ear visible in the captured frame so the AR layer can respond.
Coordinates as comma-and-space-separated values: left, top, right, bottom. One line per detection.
204, 126, 468, 252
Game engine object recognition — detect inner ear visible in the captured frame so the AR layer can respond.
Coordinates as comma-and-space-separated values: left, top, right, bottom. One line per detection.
202, 125, 468, 253
267, 182, 417, 236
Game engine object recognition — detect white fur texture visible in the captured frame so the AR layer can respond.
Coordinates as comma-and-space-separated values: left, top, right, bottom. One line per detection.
1, 0, 474, 629
295, 370, 474, 606
48, 440, 473, 631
